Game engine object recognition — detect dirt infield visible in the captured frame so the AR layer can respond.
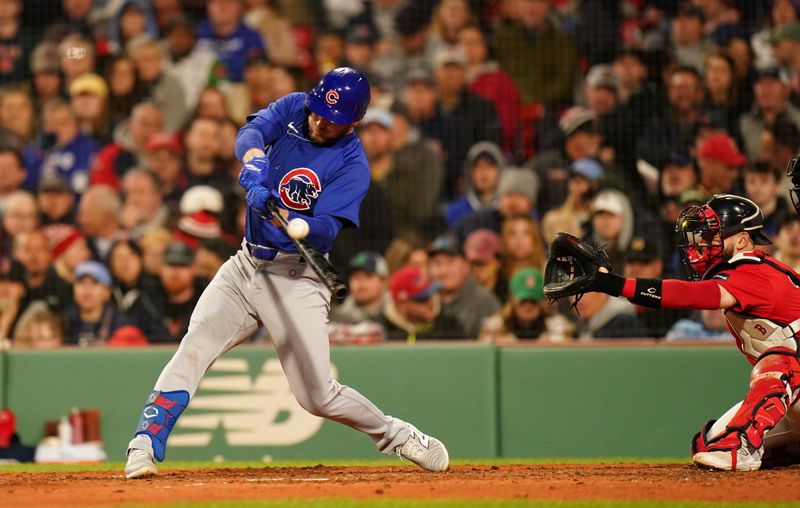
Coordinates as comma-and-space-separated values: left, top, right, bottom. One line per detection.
4, 463, 800, 506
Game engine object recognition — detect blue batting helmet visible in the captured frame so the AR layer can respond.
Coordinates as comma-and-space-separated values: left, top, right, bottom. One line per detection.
304, 67, 371, 125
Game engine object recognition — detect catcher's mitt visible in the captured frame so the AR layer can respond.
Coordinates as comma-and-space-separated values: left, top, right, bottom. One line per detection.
543, 232, 611, 302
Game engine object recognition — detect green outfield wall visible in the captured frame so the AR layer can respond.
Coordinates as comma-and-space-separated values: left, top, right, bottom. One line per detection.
0, 344, 752, 461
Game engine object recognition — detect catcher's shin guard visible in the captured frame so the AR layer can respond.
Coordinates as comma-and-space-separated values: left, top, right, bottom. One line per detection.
133, 390, 189, 461
691, 419, 718, 455
698, 354, 799, 456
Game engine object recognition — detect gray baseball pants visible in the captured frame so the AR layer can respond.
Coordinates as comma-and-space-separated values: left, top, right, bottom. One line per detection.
128, 246, 411, 456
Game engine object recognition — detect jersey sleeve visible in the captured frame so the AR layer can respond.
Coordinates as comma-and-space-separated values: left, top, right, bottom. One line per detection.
711, 268, 776, 315
235, 93, 303, 159
312, 149, 370, 228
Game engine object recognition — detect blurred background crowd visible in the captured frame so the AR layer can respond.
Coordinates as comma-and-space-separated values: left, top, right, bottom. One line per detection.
0, 0, 798, 347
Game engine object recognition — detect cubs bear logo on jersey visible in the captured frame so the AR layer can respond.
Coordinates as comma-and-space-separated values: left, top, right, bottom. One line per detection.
279, 168, 322, 211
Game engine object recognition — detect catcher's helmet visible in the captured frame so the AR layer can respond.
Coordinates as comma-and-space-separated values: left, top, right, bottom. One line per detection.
304, 67, 370, 125
676, 194, 771, 280
787, 150, 800, 216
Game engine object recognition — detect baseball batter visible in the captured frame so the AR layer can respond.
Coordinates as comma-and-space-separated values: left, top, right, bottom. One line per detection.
124, 67, 449, 479
547, 194, 800, 471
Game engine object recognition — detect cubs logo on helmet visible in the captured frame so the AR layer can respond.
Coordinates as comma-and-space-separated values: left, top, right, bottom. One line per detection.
304, 67, 371, 125
279, 168, 322, 211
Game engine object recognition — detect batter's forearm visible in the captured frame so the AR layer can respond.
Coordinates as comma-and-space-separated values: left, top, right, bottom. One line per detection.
287, 213, 342, 253
235, 126, 266, 161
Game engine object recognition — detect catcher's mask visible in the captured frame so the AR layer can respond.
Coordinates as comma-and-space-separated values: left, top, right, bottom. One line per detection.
676, 194, 771, 280
787, 151, 800, 216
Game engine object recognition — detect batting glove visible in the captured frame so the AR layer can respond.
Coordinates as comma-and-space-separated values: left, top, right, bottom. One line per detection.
246, 186, 272, 217
239, 155, 269, 191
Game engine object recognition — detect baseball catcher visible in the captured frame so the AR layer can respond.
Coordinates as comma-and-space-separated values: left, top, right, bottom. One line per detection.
545, 193, 800, 471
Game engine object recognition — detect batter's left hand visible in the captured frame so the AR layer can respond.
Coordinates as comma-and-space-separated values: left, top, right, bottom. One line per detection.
246, 187, 272, 217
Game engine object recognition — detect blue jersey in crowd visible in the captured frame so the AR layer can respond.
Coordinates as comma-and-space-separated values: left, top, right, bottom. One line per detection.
236, 92, 370, 253
29, 132, 99, 196
197, 21, 265, 82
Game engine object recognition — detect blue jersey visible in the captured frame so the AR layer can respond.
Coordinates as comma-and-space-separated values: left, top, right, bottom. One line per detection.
237, 93, 370, 253
197, 21, 266, 82
32, 132, 99, 196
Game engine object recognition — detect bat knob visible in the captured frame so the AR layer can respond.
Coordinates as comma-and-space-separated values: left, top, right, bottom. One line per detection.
332, 284, 348, 300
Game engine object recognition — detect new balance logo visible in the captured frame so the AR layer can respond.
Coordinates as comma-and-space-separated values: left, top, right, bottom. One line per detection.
170, 358, 334, 447
408, 426, 430, 449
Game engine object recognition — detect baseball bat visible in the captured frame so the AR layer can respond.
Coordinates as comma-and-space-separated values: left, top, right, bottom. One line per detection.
266, 200, 348, 299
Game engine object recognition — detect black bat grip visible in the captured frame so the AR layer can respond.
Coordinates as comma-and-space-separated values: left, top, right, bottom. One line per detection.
265, 201, 349, 300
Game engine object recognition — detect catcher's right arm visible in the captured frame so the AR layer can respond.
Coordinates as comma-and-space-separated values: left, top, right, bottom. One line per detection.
543, 232, 625, 303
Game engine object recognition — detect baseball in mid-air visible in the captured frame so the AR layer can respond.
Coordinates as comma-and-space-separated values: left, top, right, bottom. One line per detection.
286, 218, 310, 240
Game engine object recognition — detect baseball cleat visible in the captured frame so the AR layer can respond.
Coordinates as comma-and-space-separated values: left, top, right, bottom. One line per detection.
125, 448, 158, 479
692, 438, 762, 471
396, 426, 449, 472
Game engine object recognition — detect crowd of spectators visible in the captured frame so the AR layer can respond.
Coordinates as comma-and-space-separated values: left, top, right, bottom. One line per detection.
1, 0, 799, 347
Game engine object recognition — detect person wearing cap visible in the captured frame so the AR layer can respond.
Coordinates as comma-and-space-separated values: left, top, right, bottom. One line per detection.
379, 265, 464, 342
342, 22, 377, 75
774, 215, 800, 273
90, 102, 166, 191
330, 251, 390, 325
740, 67, 800, 160
751, 0, 800, 71
427, 234, 501, 338
541, 157, 604, 242
422, 46, 502, 201
69, 73, 110, 143
583, 64, 618, 118
588, 189, 634, 272
636, 66, 716, 171
623, 236, 687, 338
661, 152, 698, 202
163, 15, 219, 111
197, 0, 267, 83
149, 242, 207, 343
36, 99, 100, 196
770, 20, 800, 94
356, 107, 439, 239
695, 132, 746, 196
457, 25, 521, 154
0, 147, 27, 208
492, 0, 577, 105
454, 166, 539, 244
29, 42, 62, 112
526, 106, 602, 214
671, 3, 713, 74
445, 141, 505, 229
64, 260, 135, 347
45, 223, 91, 284
57, 35, 97, 89
479, 267, 549, 343
463, 228, 506, 301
